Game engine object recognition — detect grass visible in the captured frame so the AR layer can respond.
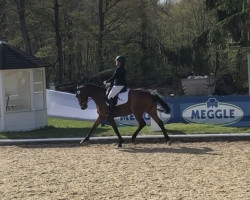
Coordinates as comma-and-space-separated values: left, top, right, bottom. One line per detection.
0, 117, 250, 139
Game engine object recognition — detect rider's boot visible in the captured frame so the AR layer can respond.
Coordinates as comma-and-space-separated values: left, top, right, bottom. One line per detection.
107, 98, 115, 117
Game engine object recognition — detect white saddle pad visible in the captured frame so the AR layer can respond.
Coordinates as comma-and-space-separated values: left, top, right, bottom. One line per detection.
116, 89, 130, 106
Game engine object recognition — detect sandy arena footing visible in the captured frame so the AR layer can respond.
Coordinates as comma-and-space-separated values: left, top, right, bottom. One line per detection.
0, 139, 250, 200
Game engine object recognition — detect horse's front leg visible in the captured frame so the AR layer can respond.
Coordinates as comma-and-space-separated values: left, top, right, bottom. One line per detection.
108, 116, 124, 147
80, 115, 103, 144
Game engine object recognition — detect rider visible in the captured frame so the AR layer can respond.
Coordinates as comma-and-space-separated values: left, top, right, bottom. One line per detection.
103, 55, 127, 116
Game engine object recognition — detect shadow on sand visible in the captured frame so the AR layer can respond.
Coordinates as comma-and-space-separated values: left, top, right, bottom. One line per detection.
119, 146, 217, 155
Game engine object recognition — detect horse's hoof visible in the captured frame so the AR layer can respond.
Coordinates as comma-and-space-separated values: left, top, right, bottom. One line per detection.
167, 140, 172, 146
80, 140, 84, 144
118, 143, 123, 147
131, 138, 137, 145
80, 138, 89, 144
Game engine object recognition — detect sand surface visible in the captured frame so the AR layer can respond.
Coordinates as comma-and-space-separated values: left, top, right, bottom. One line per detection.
1, 141, 250, 200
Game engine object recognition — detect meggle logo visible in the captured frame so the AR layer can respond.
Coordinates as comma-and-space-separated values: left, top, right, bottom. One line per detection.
182, 98, 243, 125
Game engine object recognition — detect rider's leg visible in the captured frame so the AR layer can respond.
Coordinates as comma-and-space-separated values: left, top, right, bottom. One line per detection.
107, 85, 124, 116
107, 85, 124, 99
107, 98, 115, 116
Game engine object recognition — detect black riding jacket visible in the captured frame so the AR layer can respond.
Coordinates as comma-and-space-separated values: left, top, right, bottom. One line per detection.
106, 65, 127, 91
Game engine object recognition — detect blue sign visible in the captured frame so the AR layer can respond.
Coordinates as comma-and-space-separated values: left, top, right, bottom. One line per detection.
182, 98, 243, 125
165, 95, 250, 127
110, 95, 250, 127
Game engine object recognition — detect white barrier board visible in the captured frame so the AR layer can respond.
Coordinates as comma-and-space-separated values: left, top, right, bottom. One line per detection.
46, 90, 98, 121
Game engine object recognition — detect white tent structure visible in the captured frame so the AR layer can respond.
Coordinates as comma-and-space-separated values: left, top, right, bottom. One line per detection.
0, 41, 49, 131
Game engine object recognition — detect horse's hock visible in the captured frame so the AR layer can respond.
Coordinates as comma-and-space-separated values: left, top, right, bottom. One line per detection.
181, 76, 215, 96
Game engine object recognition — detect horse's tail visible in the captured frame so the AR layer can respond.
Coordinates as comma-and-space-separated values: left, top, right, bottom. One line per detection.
153, 94, 171, 114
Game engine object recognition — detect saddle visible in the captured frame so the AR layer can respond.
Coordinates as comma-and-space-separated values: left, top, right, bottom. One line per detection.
106, 89, 130, 106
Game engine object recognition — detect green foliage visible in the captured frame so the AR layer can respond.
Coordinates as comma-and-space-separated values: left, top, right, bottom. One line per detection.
206, 0, 250, 42
0, 0, 249, 93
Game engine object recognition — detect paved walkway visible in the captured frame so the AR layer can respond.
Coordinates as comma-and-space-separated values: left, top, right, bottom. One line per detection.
1, 133, 250, 145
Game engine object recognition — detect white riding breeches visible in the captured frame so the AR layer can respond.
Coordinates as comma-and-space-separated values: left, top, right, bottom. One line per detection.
108, 85, 124, 99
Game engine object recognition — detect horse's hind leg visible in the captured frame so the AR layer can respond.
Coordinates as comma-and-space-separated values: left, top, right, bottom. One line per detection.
150, 111, 171, 145
132, 114, 146, 143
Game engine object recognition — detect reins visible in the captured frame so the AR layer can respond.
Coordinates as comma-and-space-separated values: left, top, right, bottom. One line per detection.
87, 97, 92, 102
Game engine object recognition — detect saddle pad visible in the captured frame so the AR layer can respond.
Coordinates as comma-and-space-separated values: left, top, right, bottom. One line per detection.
116, 89, 130, 106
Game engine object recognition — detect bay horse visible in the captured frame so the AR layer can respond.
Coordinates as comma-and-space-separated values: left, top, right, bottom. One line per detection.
76, 83, 171, 147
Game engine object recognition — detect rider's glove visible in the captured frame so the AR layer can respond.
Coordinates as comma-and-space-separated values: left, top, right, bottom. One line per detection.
103, 81, 111, 89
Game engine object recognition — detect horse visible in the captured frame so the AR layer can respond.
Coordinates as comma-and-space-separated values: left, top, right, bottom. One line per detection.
76, 83, 171, 147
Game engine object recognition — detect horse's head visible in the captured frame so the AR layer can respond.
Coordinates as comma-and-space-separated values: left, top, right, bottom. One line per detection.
75, 85, 89, 110
76, 83, 105, 110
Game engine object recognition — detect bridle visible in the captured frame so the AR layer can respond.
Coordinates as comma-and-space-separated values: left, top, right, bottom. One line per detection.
76, 88, 92, 106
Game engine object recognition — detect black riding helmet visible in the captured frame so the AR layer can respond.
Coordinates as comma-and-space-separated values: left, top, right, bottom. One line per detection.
115, 55, 125, 66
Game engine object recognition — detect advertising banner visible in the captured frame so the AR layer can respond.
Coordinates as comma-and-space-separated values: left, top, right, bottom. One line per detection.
165, 95, 250, 127
46, 89, 250, 127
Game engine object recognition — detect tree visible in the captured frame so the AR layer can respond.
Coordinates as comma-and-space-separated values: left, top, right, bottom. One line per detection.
53, 0, 64, 84
14, 0, 32, 54
206, 0, 250, 45
0, 0, 7, 40
0, 0, 248, 93
158, 0, 216, 77
97, 0, 104, 71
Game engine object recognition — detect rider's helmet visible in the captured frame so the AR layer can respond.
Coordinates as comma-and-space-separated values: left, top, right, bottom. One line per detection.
115, 55, 125, 66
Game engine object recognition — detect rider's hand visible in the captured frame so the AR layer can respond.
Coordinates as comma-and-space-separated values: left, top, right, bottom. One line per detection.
104, 81, 111, 89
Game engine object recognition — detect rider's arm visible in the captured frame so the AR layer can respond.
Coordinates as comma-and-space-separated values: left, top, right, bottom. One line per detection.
106, 68, 118, 84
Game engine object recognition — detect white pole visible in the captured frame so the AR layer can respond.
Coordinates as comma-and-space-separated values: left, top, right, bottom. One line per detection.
0, 72, 4, 131
150, 110, 161, 131
151, 117, 161, 131
248, 50, 250, 95
30, 69, 35, 110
